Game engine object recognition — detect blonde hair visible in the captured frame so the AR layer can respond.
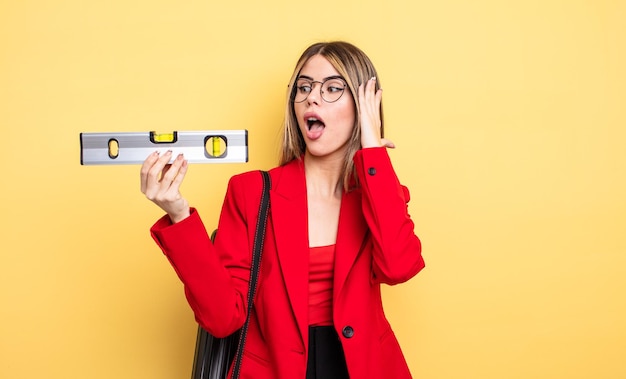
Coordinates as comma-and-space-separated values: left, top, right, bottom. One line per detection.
279, 41, 384, 191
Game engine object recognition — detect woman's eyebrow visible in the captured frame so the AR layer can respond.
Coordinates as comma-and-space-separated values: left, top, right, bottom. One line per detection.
297, 74, 345, 81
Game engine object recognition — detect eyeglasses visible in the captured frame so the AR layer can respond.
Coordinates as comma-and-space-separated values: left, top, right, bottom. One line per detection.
291, 76, 347, 103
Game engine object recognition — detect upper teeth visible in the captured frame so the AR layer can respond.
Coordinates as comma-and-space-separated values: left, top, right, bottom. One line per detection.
308, 117, 318, 122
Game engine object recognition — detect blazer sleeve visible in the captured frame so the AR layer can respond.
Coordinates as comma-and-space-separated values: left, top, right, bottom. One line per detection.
353, 147, 425, 285
150, 172, 261, 337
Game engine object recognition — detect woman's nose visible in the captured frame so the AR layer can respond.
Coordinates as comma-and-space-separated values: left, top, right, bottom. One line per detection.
306, 83, 322, 104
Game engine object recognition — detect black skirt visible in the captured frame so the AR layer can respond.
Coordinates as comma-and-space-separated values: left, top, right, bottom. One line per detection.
306, 326, 350, 379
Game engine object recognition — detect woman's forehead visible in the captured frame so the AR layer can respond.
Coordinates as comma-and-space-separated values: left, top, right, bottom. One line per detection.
299, 55, 341, 79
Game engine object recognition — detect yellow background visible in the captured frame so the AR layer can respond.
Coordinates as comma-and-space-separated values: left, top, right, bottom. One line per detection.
1, 1, 625, 378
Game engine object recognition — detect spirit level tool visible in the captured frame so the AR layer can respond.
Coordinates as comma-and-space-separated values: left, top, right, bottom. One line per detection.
80, 130, 248, 165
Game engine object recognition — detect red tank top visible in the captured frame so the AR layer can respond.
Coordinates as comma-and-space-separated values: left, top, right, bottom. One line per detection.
308, 244, 335, 326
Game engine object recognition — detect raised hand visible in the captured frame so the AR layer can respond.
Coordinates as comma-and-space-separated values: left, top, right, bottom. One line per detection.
358, 77, 395, 149
140, 150, 191, 223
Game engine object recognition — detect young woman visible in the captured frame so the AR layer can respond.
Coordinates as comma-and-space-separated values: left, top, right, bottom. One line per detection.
141, 41, 425, 379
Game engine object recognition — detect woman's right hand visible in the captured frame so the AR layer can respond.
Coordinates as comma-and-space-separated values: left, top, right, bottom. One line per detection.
140, 150, 191, 223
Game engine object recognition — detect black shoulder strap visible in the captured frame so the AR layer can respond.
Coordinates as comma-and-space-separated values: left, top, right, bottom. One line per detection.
232, 170, 271, 378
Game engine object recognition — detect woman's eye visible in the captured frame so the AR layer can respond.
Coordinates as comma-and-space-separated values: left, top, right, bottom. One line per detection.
298, 85, 312, 93
325, 80, 345, 93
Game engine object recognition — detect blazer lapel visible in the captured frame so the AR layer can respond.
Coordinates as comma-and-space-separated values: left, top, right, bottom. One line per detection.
270, 159, 309, 345
334, 188, 367, 301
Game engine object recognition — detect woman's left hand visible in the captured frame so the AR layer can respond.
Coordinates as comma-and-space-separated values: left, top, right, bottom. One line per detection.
358, 77, 395, 149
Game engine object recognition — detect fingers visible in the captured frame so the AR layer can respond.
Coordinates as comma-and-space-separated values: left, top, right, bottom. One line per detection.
158, 154, 188, 198
359, 77, 384, 148
141, 151, 187, 200
139, 151, 190, 221
359, 77, 382, 109
140, 151, 160, 194
141, 151, 171, 197
358, 77, 378, 112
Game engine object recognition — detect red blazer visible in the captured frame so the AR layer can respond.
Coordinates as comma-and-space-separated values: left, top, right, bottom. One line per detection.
151, 147, 425, 379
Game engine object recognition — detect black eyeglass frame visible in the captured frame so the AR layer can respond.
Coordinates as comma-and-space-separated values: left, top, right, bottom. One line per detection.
291, 75, 348, 103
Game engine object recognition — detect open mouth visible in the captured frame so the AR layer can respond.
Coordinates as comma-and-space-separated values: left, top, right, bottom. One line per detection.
306, 117, 325, 131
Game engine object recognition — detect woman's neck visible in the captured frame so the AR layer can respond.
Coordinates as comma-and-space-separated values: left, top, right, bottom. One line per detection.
303, 151, 343, 199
